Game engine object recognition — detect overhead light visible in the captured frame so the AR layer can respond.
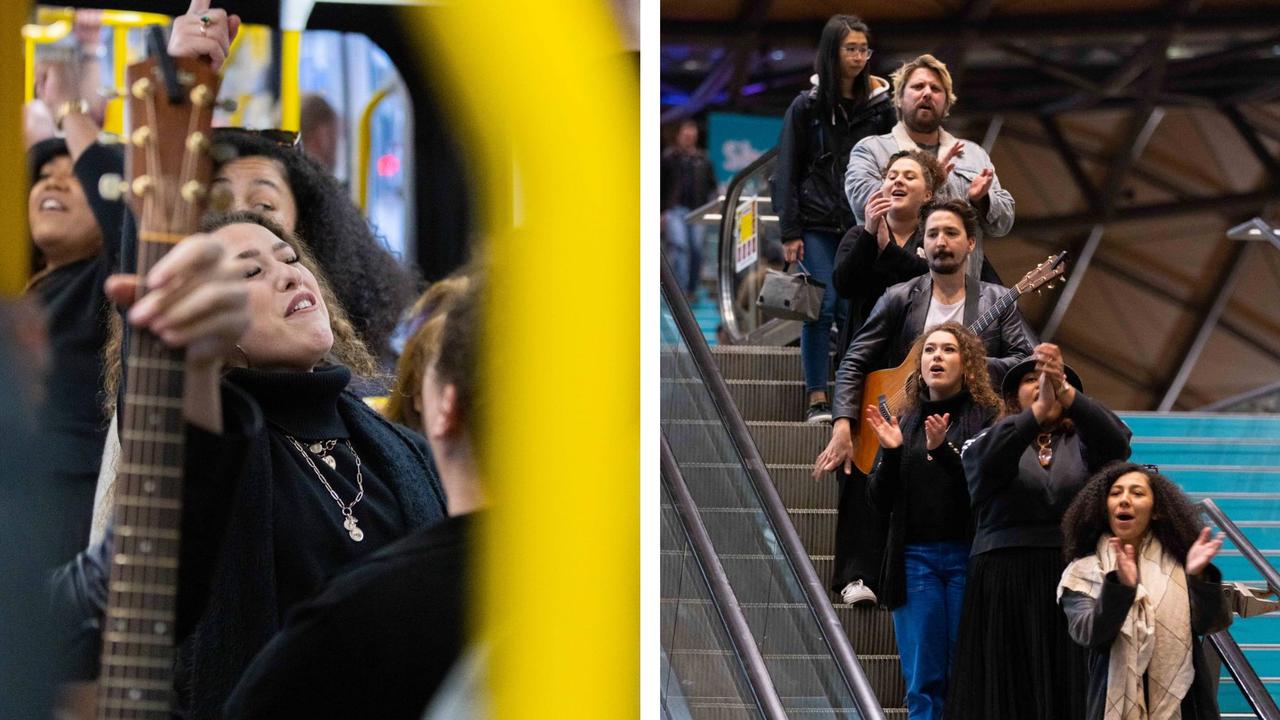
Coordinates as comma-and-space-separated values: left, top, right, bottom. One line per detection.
770, 50, 786, 61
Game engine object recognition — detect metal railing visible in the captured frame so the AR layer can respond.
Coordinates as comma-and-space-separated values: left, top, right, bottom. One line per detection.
663, 255, 886, 719
660, 435, 785, 720
1199, 498, 1280, 720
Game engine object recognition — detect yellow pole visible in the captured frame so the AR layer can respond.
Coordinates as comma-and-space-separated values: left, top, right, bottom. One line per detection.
404, 2, 638, 717
20, 20, 71, 104
24, 38, 34, 103
356, 85, 394, 211
280, 29, 301, 132
104, 27, 128, 135
4, 1, 32, 296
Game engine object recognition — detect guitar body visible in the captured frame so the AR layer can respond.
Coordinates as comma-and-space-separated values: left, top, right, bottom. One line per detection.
852, 359, 917, 476
848, 252, 1068, 477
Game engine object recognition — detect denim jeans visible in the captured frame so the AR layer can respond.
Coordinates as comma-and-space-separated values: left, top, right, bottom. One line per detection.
891, 541, 969, 720
799, 229, 847, 394
663, 206, 704, 295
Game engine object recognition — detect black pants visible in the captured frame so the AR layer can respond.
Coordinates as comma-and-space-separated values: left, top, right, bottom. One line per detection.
830, 468, 885, 593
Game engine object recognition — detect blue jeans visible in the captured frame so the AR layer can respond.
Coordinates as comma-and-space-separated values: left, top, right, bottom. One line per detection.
663, 206, 704, 295
891, 541, 969, 720
799, 230, 847, 394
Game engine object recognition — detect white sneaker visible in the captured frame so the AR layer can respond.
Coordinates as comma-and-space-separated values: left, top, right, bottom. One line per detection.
840, 580, 877, 606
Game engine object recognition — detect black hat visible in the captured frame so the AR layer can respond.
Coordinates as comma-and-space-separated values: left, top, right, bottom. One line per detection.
28, 138, 69, 187
1000, 357, 1083, 398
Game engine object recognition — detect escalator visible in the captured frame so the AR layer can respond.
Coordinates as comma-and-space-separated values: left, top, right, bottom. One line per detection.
663, 232, 1280, 717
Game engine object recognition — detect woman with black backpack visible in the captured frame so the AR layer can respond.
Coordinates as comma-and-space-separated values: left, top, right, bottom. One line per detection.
774, 14, 895, 424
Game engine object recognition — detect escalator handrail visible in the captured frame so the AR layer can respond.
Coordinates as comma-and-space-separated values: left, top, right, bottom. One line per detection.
661, 435, 787, 720
1206, 630, 1280, 720
1197, 498, 1280, 720
1199, 498, 1280, 596
716, 147, 779, 341
663, 256, 886, 720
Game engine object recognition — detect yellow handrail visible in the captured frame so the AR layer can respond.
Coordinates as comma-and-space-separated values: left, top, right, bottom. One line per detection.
5, 1, 31, 297
280, 29, 301, 131
356, 85, 395, 212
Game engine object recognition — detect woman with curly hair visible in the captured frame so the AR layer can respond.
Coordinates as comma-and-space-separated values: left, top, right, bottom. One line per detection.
947, 343, 1132, 720
864, 322, 999, 720
1058, 463, 1230, 720
208, 129, 419, 360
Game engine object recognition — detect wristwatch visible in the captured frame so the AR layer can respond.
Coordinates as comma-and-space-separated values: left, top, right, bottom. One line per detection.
54, 99, 91, 130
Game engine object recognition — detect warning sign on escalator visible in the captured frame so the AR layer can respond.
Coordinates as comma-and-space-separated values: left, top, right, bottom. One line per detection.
734, 199, 758, 273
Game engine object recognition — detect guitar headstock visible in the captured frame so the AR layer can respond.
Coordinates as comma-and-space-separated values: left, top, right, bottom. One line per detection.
1014, 251, 1069, 295
118, 51, 222, 257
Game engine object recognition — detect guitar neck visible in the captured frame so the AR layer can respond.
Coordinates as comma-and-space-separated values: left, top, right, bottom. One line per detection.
966, 286, 1021, 336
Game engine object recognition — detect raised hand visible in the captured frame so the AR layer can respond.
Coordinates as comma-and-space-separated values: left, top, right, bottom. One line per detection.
1186, 527, 1225, 577
1033, 342, 1075, 408
865, 406, 903, 449
864, 191, 893, 244
1030, 371, 1063, 427
1110, 537, 1138, 587
939, 141, 964, 181
813, 418, 855, 478
169, 0, 242, 72
968, 167, 994, 201
924, 412, 950, 451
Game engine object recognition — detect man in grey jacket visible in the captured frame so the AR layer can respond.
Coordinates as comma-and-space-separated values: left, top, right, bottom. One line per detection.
844, 54, 1014, 279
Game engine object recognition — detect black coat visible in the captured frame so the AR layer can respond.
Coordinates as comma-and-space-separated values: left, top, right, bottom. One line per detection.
832, 224, 927, 355
1061, 564, 1232, 720
772, 84, 895, 239
226, 512, 476, 719
962, 393, 1132, 556
867, 391, 993, 609
831, 273, 1036, 421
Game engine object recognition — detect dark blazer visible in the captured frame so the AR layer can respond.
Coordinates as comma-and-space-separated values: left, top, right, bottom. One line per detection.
831, 273, 1036, 421
1061, 564, 1232, 720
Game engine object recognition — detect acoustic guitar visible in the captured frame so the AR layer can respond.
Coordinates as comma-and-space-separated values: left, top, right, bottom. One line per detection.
850, 252, 1068, 475
90, 35, 221, 720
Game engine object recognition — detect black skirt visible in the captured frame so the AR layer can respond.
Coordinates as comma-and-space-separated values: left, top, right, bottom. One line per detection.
946, 546, 1088, 720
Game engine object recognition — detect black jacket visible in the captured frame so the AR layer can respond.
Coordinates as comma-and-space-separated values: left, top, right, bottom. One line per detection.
660, 146, 717, 213
867, 390, 993, 609
961, 393, 1132, 556
1061, 564, 1231, 720
773, 84, 895, 239
831, 273, 1036, 421
832, 224, 927, 355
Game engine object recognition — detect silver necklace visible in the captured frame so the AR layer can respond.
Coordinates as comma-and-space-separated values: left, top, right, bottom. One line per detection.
308, 439, 339, 469
287, 435, 366, 542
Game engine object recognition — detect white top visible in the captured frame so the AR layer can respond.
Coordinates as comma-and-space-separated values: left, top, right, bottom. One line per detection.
924, 295, 965, 329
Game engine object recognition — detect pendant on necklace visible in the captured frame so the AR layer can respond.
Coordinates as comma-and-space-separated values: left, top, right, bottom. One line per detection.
309, 442, 324, 453
343, 515, 364, 542
1037, 444, 1054, 468
322, 455, 337, 470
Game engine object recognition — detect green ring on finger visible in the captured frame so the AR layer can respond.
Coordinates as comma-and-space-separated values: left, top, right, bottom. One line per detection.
200, 15, 212, 26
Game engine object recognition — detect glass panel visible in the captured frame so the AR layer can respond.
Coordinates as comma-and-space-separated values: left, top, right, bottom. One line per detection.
1122, 411, 1280, 713
661, 482, 764, 720
661, 289, 862, 717
718, 156, 785, 340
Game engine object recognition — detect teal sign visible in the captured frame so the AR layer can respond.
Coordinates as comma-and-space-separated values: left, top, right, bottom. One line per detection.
707, 112, 783, 184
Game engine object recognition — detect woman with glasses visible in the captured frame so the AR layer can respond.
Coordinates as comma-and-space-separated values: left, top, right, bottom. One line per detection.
772, 14, 894, 426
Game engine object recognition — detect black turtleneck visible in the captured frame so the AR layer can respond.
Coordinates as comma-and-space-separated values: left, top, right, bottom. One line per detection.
224, 365, 409, 613
902, 392, 974, 543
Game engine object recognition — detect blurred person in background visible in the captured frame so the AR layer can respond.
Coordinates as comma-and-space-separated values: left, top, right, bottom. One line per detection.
661, 118, 717, 297
300, 92, 342, 176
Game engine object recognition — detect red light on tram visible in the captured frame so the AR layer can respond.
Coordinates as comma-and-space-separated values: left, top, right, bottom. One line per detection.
376, 153, 401, 178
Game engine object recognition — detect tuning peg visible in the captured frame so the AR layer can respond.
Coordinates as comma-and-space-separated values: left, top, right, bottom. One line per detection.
131, 127, 151, 147
132, 176, 154, 197
190, 84, 213, 108
131, 77, 153, 99
98, 174, 128, 202
181, 181, 207, 203
186, 132, 210, 153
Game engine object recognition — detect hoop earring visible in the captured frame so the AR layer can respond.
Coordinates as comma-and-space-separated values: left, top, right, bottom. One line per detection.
234, 344, 251, 369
